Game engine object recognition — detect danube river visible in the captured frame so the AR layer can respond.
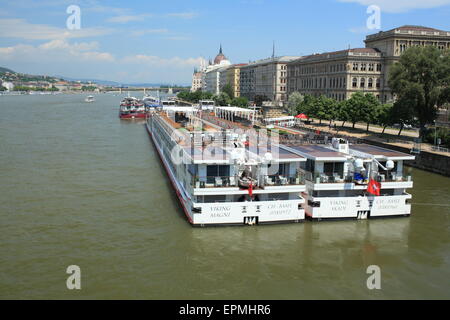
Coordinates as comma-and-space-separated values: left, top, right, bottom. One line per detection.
0, 93, 449, 299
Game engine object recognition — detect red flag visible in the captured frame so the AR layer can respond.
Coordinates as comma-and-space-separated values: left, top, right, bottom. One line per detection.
248, 182, 253, 197
367, 179, 381, 196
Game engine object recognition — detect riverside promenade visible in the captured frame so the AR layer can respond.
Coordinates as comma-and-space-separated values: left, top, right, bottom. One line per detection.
276, 120, 450, 177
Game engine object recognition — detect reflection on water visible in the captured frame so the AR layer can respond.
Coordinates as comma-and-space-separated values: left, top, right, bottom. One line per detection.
0, 94, 449, 300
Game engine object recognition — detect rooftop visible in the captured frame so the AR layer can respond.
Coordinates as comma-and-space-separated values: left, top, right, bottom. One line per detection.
290, 48, 381, 64
285, 145, 348, 161
366, 25, 450, 40
241, 56, 301, 68
350, 144, 416, 160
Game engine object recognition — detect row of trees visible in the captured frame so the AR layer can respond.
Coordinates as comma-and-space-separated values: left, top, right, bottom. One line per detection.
13, 85, 59, 92
287, 92, 408, 134
288, 46, 450, 140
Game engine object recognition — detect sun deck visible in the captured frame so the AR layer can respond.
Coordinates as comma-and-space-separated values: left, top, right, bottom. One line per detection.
350, 144, 416, 160
284, 145, 348, 161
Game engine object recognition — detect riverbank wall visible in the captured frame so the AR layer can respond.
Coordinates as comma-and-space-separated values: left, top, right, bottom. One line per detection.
361, 139, 450, 177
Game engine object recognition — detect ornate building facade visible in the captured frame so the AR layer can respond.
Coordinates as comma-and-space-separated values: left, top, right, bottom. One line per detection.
287, 48, 383, 102
287, 25, 450, 103
201, 45, 231, 95
190, 70, 203, 92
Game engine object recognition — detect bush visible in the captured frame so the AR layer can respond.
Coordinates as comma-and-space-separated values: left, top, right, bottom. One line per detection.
231, 97, 249, 108
424, 127, 450, 147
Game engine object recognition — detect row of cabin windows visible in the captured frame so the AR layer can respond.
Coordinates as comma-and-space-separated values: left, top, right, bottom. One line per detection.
301, 160, 344, 176
201, 163, 291, 179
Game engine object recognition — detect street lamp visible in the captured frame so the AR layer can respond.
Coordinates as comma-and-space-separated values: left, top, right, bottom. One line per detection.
434, 120, 437, 146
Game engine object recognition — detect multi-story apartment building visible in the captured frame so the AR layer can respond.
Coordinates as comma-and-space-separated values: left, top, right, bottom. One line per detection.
240, 56, 299, 104
287, 48, 384, 102
287, 25, 450, 103
218, 64, 247, 98
190, 70, 203, 92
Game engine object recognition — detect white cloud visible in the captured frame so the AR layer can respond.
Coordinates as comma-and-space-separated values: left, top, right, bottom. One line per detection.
131, 29, 169, 37
38, 39, 99, 51
166, 12, 198, 19
84, 4, 131, 15
0, 39, 114, 63
164, 36, 192, 41
106, 14, 152, 23
349, 26, 372, 34
122, 54, 203, 68
338, 0, 450, 13
0, 18, 113, 40
0, 41, 201, 83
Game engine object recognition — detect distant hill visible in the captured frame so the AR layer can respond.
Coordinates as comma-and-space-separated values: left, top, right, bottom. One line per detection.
55, 75, 187, 87
0, 68, 189, 87
0, 67, 15, 74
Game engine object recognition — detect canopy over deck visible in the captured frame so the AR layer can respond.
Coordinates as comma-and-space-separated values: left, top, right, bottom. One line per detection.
215, 106, 257, 122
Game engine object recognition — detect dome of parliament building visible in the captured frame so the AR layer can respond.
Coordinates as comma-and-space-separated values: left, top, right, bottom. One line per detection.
214, 45, 228, 65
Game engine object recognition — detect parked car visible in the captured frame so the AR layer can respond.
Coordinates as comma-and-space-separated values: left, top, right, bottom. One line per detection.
393, 123, 413, 129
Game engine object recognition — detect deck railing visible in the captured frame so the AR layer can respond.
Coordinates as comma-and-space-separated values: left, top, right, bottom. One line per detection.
303, 171, 412, 184
192, 173, 305, 189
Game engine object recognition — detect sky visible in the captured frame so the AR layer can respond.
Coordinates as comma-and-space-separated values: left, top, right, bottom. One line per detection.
0, 0, 449, 85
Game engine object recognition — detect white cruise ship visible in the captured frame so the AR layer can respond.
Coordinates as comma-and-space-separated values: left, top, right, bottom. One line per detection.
146, 107, 307, 226
146, 106, 415, 226
292, 138, 415, 220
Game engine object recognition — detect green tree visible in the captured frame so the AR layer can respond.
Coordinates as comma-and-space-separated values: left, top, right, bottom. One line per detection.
337, 100, 350, 127
389, 46, 450, 139
213, 92, 231, 106
322, 96, 339, 125
376, 103, 394, 135
222, 84, 234, 99
200, 91, 214, 101
254, 95, 269, 106
391, 95, 415, 136
231, 96, 249, 108
287, 92, 304, 116
298, 94, 316, 116
361, 93, 380, 132
345, 92, 366, 129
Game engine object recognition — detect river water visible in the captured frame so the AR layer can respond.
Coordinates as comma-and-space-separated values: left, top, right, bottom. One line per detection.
0, 93, 449, 300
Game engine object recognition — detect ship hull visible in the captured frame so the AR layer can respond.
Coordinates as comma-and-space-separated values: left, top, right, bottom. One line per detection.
119, 112, 147, 119
145, 122, 305, 227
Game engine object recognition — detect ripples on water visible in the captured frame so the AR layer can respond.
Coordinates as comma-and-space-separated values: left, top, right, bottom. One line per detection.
0, 94, 449, 299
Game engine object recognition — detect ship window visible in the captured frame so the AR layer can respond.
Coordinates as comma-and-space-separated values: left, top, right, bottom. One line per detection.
278, 163, 290, 176
305, 159, 315, 172
188, 164, 197, 175
206, 165, 230, 178
324, 162, 344, 176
